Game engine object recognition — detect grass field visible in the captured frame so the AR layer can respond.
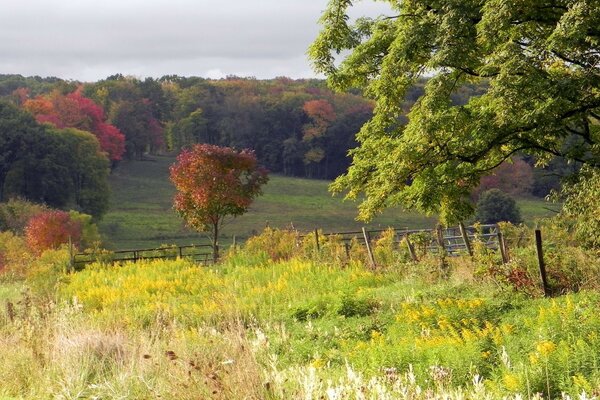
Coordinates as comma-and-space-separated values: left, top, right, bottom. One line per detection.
98, 155, 556, 250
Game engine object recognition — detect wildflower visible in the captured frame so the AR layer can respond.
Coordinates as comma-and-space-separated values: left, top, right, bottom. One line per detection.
503, 373, 520, 391
529, 353, 539, 365
536, 340, 557, 356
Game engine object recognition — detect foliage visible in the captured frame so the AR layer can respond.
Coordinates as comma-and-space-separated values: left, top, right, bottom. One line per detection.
23, 89, 125, 162
555, 166, 600, 249
475, 189, 523, 224
0, 102, 110, 218
474, 157, 534, 199
0, 231, 31, 277
54, 253, 600, 398
0, 101, 51, 202
170, 144, 268, 260
0, 198, 47, 234
25, 210, 82, 255
311, 0, 600, 223
46, 127, 111, 218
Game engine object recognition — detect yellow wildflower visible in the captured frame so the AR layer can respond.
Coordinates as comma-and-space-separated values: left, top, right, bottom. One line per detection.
536, 340, 557, 356
503, 373, 521, 391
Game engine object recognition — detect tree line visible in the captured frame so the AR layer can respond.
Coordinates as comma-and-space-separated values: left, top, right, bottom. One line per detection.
0, 73, 573, 221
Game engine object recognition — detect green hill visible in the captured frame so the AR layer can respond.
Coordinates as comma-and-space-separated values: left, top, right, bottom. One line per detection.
98, 155, 555, 250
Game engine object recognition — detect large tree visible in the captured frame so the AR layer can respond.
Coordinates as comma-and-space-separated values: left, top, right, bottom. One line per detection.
0, 102, 110, 218
310, 0, 600, 223
170, 144, 268, 261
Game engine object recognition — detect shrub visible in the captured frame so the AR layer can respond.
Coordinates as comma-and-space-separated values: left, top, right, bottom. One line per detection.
25, 210, 82, 255
475, 189, 522, 224
0, 231, 33, 278
242, 227, 300, 262
0, 198, 48, 234
68, 211, 101, 249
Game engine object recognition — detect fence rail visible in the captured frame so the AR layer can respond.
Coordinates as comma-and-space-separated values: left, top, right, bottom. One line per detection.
73, 223, 502, 269
73, 243, 215, 270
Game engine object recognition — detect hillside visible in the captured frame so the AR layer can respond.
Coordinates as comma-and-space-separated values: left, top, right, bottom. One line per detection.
98, 155, 555, 250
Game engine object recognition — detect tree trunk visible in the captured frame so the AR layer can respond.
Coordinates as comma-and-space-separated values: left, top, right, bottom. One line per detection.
212, 221, 219, 263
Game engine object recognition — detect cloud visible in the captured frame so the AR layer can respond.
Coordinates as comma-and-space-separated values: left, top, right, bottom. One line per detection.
0, 0, 391, 81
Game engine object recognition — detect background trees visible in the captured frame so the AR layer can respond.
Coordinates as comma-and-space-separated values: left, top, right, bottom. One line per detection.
475, 189, 522, 225
311, 0, 600, 223
170, 144, 268, 260
23, 89, 125, 162
0, 102, 110, 218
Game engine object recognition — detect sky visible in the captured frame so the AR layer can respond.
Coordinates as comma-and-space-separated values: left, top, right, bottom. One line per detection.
0, 0, 391, 82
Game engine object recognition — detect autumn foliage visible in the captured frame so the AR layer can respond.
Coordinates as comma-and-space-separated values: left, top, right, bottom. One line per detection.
23, 89, 125, 161
25, 211, 82, 254
170, 144, 268, 259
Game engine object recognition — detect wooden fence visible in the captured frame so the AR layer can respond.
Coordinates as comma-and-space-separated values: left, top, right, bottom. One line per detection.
73, 243, 214, 270
73, 223, 503, 269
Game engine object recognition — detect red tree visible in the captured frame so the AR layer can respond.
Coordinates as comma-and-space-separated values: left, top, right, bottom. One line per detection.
23, 90, 125, 162
25, 211, 82, 255
473, 157, 534, 199
170, 144, 269, 261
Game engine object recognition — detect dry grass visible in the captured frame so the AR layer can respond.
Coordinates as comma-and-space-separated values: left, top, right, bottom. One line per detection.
0, 299, 266, 399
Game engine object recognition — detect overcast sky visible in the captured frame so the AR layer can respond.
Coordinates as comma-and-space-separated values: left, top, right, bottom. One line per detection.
0, 0, 390, 82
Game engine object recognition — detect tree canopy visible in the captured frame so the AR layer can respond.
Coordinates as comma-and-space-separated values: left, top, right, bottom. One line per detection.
170, 144, 269, 260
310, 0, 600, 223
0, 101, 110, 218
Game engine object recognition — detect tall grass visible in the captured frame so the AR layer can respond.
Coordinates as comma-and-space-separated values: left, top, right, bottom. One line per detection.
2, 223, 600, 398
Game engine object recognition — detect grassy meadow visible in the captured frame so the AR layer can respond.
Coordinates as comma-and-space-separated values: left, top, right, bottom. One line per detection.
0, 156, 585, 399
1, 231, 600, 399
98, 155, 554, 250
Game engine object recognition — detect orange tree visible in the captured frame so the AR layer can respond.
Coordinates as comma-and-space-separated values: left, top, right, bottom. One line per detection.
170, 144, 268, 261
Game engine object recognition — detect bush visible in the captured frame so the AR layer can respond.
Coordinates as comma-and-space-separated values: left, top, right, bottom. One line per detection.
475, 189, 522, 224
25, 210, 82, 255
0, 198, 48, 234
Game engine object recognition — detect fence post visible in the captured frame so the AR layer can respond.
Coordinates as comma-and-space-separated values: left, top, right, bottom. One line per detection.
362, 227, 376, 269
314, 229, 320, 252
436, 225, 448, 272
458, 222, 473, 257
405, 234, 418, 262
68, 235, 74, 272
535, 229, 551, 297
497, 231, 509, 264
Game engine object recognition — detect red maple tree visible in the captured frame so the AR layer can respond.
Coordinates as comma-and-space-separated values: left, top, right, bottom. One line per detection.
23, 89, 125, 162
170, 144, 268, 261
25, 211, 82, 255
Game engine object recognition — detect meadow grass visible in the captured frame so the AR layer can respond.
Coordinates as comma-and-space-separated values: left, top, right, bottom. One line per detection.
0, 281, 23, 302
99, 155, 552, 250
51, 249, 600, 399
2, 224, 600, 398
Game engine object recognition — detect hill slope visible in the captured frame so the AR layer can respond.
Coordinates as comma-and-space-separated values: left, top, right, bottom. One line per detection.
98, 155, 554, 249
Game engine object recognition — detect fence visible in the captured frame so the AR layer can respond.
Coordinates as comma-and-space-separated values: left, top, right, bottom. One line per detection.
73, 243, 215, 270
300, 224, 502, 266
73, 223, 503, 270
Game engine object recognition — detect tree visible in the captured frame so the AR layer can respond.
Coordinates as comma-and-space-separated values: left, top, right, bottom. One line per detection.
25, 210, 82, 255
475, 189, 522, 225
555, 166, 600, 249
23, 90, 125, 162
310, 0, 600, 223
0, 101, 48, 202
302, 99, 336, 178
474, 157, 534, 199
170, 144, 269, 261
0, 102, 110, 218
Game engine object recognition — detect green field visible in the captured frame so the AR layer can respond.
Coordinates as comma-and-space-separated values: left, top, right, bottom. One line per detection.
98, 155, 556, 250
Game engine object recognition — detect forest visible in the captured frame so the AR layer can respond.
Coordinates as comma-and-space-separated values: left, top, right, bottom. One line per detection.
0, 73, 572, 223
